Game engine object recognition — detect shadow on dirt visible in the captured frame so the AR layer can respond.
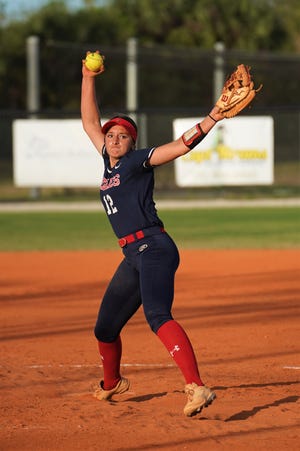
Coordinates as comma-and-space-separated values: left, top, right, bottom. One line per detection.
225, 395, 299, 421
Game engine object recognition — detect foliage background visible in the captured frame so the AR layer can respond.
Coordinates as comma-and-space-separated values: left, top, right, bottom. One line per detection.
0, 0, 299, 199
0, 0, 300, 111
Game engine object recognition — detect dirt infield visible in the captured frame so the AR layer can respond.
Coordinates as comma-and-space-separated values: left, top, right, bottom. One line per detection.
1, 249, 299, 450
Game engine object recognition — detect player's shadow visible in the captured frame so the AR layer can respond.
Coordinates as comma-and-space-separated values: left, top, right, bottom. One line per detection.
225, 395, 299, 421
214, 380, 299, 390
125, 392, 167, 402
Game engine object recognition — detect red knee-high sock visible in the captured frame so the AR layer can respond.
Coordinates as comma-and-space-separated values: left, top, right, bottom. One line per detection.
98, 336, 122, 390
157, 320, 204, 386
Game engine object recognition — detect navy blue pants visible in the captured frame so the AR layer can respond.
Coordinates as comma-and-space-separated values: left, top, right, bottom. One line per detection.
94, 231, 180, 342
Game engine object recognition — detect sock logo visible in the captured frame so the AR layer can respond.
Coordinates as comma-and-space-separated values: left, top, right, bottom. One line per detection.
170, 344, 180, 357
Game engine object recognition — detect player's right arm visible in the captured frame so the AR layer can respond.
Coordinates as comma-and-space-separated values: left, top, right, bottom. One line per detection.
81, 61, 105, 154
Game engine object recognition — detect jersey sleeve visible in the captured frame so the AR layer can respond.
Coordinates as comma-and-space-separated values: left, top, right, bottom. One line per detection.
125, 147, 156, 171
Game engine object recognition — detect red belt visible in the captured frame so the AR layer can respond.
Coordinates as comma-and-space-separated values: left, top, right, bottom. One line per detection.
118, 227, 165, 248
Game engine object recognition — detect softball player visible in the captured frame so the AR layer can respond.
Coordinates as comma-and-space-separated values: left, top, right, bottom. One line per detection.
81, 53, 224, 417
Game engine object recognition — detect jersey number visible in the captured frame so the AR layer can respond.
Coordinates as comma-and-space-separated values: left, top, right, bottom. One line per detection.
103, 194, 118, 215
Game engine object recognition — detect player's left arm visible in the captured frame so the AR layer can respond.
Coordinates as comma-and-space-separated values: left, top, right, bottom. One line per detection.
149, 64, 262, 167
148, 106, 223, 167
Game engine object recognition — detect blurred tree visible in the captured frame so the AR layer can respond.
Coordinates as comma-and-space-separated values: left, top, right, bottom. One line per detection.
109, 0, 300, 51
0, 0, 299, 110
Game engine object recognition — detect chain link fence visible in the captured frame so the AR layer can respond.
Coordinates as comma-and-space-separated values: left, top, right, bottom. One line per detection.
1, 40, 299, 197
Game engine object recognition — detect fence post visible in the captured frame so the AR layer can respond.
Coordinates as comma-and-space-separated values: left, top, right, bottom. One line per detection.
126, 37, 147, 148
213, 42, 225, 104
26, 35, 40, 199
126, 37, 137, 116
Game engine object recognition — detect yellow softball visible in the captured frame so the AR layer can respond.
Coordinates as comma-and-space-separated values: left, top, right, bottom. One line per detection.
85, 52, 104, 72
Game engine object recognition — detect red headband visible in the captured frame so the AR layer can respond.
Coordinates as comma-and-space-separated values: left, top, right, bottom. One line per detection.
102, 117, 137, 142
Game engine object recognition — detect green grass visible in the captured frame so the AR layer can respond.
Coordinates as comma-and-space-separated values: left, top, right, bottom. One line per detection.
0, 211, 115, 251
161, 207, 300, 249
0, 207, 299, 251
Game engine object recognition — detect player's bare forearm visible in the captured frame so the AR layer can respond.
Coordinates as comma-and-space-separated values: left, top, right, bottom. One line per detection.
81, 75, 105, 152
149, 110, 223, 166
81, 76, 101, 131
207, 106, 224, 123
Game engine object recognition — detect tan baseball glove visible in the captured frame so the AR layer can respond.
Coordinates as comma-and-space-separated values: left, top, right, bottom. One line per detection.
216, 64, 262, 118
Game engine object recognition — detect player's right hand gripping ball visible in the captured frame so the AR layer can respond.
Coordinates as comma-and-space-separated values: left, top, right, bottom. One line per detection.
85, 52, 104, 72
216, 64, 262, 118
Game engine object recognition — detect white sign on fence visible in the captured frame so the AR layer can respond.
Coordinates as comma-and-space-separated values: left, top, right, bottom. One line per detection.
13, 119, 103, 187
173, 116, 274, 186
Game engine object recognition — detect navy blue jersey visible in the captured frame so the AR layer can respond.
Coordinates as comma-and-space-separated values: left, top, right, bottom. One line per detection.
100, 147, 164, 238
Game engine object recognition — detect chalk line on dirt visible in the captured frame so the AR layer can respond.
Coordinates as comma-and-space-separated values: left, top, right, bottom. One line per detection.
21, 363, 175, 369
